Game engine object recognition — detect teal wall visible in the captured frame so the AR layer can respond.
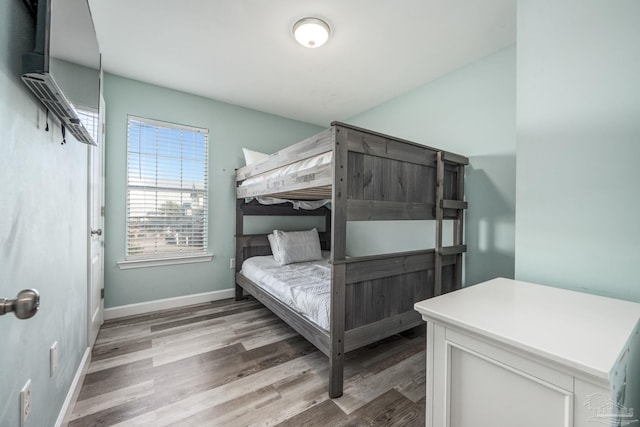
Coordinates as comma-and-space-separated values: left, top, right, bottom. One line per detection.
515, 0, 640, 302
102, 74, 323, 308
347, 46, 517, 285
0, 0, 89, 425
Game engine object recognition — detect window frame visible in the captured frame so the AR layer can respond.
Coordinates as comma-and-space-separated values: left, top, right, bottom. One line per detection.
117, 115, 213, 269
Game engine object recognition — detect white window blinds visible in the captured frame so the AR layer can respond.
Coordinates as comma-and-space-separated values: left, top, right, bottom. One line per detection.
77, 108, 99, 143
126, 116, 209, 260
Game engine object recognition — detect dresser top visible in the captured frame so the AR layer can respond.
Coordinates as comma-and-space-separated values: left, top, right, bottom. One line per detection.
414, 278, 640, 380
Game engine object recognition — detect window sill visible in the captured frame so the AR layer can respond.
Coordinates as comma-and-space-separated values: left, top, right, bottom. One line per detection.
117, 254, 214, 270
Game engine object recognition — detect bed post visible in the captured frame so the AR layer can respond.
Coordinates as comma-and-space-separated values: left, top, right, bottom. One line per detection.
235, 198, 245, 300
329, 124, 348, 398
434, 152, 444, 296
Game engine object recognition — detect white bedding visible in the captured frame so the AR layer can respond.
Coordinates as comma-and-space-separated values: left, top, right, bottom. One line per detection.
239, 151, 333, 209
239, 151, 333, 187
241, 252, 331, 330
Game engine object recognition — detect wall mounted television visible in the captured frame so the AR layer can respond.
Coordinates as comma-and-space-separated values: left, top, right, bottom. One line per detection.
21, 0, 100, 146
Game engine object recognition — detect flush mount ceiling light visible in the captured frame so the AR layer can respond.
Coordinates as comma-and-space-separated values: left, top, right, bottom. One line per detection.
293, 17, 331, 48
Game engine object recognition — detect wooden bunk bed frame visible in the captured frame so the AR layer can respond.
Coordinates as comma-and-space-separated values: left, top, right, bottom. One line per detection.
235, 122, 468, 398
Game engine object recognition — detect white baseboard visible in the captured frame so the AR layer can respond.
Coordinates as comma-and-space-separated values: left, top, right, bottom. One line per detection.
55, 347, 91, 427
104, 288, 236, 320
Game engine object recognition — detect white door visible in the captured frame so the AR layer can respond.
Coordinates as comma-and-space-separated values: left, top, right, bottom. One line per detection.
88, 94, 105, 347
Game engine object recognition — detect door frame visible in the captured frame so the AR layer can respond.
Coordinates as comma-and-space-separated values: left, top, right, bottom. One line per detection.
87, 94, 105, 347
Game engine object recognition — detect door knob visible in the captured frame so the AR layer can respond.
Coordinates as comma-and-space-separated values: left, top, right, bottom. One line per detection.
91, 229, 102, 236
0, 289, 40, 319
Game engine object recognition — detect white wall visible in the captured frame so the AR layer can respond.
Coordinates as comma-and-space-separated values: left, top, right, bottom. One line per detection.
0, 0, 89, 425
515, 0, 640, 301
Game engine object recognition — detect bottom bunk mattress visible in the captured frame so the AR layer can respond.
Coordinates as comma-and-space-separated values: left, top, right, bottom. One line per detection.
240, 252, 331, 331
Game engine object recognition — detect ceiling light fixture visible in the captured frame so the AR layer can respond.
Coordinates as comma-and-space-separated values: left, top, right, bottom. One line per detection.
293, 17, 330, 48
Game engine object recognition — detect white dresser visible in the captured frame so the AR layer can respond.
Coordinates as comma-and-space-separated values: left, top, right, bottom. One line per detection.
414, 278, 640, 427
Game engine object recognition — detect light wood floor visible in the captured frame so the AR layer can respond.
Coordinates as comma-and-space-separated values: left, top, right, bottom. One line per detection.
66, 297, 426, 426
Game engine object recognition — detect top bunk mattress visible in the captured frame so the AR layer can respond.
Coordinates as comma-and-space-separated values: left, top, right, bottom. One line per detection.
240, 252, 331, 331
238, 151, 332, 188
237, 151, 333, 200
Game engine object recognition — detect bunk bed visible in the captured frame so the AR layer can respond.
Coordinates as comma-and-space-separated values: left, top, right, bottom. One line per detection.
235, 122, 468, 398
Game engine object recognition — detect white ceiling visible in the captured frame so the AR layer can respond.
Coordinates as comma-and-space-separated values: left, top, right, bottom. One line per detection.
85, 0, 515, 126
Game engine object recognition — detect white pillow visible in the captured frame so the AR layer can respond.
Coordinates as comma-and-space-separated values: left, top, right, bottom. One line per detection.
273, 228, 323, 266
242, 147, 269, 165
267, 233, 282, 264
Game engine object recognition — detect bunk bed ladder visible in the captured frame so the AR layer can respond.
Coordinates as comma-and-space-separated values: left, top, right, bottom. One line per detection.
434, 151, 467, 296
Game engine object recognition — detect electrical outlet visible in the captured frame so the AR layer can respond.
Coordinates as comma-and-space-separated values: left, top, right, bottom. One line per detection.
50, 341, 58, 376
20, 379, 31, 426
230, 258, 235, 269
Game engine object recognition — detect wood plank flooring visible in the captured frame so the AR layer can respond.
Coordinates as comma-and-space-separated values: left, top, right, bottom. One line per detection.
66, 297, 426, 426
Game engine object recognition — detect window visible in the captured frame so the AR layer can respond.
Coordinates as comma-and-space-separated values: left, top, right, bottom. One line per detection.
77, 107, 99, 143
124, 116, 209, 265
